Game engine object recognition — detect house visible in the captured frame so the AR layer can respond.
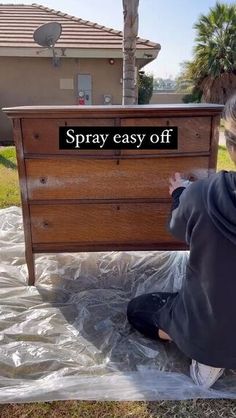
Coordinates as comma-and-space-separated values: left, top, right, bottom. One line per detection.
0, 3, 160, 141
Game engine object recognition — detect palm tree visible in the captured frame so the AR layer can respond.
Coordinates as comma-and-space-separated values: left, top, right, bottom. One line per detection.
184, 2, 236, 103
122, 0, 139, 105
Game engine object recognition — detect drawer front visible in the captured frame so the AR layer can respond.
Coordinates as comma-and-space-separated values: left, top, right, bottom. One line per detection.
120, 117, 211, 154
26, 156, 209, 200
30, 203, 177, 244
22, 117, 211, 156
22, 118, 116, 155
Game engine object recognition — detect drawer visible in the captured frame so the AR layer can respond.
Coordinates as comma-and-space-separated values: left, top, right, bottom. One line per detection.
21, 118, 116, 155
30, 202, 177, 244
26, 156, 209, 200
21, 116, 212, 156
120, 117, 211, 154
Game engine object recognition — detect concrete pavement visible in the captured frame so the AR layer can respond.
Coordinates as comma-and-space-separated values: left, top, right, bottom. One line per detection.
219, 131, 226, 146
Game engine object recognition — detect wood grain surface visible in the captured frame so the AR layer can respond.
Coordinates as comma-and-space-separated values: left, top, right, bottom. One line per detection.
30, 202, 177, 244
21, 118, 115, 155
21, 116, 211, 155
121, 117, 211, 154
26, 156, 209, 200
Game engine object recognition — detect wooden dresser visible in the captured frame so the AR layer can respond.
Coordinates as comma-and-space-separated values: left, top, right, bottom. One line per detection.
3, 104, 223, 285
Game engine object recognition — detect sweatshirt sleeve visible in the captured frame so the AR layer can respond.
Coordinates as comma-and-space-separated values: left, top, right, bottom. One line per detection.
168, 186, 191, 243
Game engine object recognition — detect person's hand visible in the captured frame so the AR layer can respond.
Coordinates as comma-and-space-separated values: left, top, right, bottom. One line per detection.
169, 172, 190, 195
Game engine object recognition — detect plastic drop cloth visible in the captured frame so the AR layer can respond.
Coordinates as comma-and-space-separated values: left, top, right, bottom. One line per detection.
0, 206, 236, 403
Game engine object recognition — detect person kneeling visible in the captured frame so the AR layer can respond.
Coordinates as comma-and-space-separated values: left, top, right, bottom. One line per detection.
127, 93, 236, 389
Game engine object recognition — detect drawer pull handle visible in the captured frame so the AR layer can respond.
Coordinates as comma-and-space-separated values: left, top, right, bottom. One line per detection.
33, 133, 40, 140
117, 205, 120, 211
40, 177, 47, 184
42, 221, 49, 228
195, 133, 200, 138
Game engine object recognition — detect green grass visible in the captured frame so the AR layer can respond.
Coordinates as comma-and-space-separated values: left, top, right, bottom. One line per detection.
0, 146, 236, 414
0, 146, 20, 208
0, 145, 234, 209
217, 145, 235, 171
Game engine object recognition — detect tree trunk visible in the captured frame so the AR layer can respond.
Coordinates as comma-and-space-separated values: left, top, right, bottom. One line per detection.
122, 0, 139, 105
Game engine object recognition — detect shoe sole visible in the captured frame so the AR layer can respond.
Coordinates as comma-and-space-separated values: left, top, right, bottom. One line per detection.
190, 360, 225, 389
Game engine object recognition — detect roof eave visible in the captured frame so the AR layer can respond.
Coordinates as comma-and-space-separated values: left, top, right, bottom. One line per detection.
0, 46, 160, 61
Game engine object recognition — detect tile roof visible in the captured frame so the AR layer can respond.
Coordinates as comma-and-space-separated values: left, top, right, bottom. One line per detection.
0, 3, 160, 51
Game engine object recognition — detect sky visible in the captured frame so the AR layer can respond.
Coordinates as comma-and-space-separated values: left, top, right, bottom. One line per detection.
1, 0, 234, 78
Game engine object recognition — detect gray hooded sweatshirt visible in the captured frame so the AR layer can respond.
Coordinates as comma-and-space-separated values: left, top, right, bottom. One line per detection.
158, 170, 236, 368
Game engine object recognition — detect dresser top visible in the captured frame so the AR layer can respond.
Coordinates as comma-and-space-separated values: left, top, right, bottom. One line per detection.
3, 103, 224, 118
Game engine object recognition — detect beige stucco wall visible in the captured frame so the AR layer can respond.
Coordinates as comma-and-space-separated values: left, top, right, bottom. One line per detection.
0, 56, 123, 141
150, 92, 185, 104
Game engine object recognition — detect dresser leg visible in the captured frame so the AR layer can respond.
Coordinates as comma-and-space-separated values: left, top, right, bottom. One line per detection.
25, 249, 35, 286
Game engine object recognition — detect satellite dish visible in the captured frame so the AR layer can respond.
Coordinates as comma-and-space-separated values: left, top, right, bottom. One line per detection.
33, 22, 62, 67
34, 22, 62, 47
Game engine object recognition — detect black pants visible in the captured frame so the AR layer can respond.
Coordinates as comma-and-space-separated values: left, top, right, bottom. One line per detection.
127, 292, 178, 340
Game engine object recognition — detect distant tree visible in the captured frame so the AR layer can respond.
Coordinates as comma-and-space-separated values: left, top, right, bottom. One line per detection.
153, 77, 176, 91
182, 88, 203, 103
138, 72, 153, 104
181, 2, 236, 104
175, 63, 195, 93
176, 62, 202, 102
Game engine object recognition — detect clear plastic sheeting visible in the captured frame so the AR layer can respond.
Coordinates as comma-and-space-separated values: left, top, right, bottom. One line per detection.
0, 206, 236, 403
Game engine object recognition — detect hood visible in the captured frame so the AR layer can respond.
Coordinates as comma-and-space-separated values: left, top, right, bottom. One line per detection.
204, 170, 236, 244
